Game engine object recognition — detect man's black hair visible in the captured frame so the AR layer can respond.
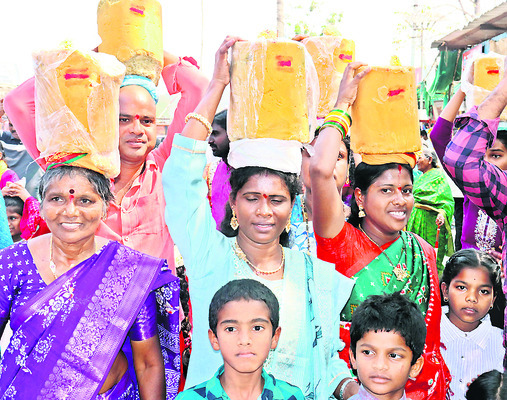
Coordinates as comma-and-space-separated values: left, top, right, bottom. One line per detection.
209, 279, 279, 336
212, 109, 227, 130
350, 292, 426, 364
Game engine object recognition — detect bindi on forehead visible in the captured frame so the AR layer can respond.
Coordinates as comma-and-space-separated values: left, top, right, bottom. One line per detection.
120, 113, 152, 119
263, 193, 268, 199
397, 165, 403, 191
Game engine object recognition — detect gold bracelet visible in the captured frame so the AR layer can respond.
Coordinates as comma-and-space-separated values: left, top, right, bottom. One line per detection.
185, 113, 213, 135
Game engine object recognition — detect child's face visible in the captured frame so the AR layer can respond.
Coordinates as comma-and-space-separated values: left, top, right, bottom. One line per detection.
441, 266, 495, 332
349, 330, 423, 400
6, 207, 21, 239
208, 299, 281, 376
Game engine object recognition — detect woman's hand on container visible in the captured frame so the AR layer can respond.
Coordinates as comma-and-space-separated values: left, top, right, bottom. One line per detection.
292, 34, 309, 42
212, 36, 241, 87
334, 61, 370, 110
181, 36, 241, 141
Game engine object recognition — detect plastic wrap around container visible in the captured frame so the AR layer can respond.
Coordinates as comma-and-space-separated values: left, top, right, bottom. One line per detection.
97, 0, 163, 85
34, 48, 125, 178
350, 66, 420, 156
303, 36, 355, 117
462, 53, 506, 120
228, 40, 319, 144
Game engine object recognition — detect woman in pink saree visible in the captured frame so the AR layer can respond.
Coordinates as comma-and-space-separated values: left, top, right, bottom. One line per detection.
0, 166, 180, 399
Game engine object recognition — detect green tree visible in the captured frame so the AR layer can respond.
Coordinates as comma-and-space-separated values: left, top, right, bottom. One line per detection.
285, 0, 343, 37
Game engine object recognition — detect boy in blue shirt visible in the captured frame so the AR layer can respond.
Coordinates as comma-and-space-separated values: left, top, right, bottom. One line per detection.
176, 279, 304, 400
349, 293, 426, 400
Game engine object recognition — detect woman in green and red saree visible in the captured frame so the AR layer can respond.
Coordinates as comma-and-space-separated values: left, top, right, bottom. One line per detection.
0, 165, 180, 399
407, 144, 454, 273
309, 62, 450, 400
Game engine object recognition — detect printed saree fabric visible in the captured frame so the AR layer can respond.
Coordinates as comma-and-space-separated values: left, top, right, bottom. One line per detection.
337, 231, 450, 400
407, 167, 454, 273
0, 241, 180, 399
340, 230, 430, 321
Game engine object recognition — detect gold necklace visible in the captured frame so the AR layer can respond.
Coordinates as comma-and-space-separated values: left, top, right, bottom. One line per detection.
233, 239, 285, 276
49, 235, 97, 280
358, 224, 409, 281
358, 224, 382, 246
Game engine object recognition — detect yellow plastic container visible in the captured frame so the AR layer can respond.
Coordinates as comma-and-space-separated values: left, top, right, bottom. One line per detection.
303, 36, 355, 117
350, 66, 420, 155
336, 38, 355, 74
470, 55, 507, 120
34, 48, 125, 178
56, 51, 102, 135
97, 0, 163, 85
474, 55, 504, 91
228, 40, 310, 143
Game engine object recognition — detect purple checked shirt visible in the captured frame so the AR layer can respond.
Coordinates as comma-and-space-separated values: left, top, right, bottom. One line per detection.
442, 106, 507, 365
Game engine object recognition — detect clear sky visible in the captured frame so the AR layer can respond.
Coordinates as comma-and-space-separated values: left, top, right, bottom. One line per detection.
0, 0, 502, 86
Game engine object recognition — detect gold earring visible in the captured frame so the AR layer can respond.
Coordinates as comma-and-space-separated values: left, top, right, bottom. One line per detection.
230, 209, 239, 230
285, 219, 291, 233
358, 205, 366, 218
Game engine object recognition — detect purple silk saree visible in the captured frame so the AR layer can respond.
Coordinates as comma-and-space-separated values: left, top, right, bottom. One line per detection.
0, 241, 180, 399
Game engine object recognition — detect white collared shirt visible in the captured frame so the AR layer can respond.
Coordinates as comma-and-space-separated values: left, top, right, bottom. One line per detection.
440, 306, 503, 399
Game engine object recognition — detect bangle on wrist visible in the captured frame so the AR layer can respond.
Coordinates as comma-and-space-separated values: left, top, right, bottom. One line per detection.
339, 378, 354, 400
329, 108, 352, 126
185, 113, 213, 136
320, 122, 346, 138
319, 108, 352, 138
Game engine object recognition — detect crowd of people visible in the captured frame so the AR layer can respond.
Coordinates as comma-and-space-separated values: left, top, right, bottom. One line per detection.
0, 30, 505, 400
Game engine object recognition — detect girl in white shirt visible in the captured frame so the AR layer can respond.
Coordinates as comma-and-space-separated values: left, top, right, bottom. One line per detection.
440, 249, 505, 399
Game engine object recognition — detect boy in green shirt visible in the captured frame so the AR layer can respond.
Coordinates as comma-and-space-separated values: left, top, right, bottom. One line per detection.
176, 279, 304, 400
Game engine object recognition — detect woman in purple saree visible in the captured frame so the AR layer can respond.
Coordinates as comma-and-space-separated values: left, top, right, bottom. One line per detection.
0, 166, 180, 399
